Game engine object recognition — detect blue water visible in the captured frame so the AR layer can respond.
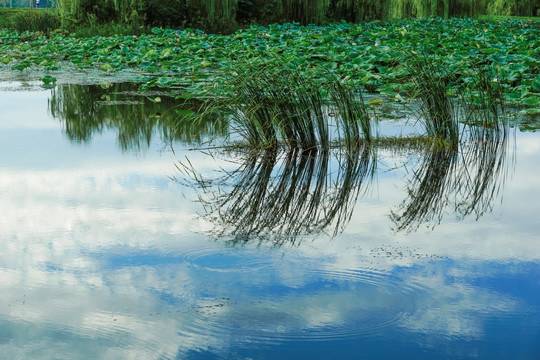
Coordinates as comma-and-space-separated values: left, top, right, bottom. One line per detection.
0, 82, 539, 359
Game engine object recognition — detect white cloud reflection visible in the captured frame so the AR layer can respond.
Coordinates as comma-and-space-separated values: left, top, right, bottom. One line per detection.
0, 88, 539, 359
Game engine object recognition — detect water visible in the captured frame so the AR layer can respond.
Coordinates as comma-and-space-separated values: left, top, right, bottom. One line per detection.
1, 82, 539, 359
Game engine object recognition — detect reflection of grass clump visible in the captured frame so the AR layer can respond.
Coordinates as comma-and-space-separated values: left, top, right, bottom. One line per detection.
178, 145, 377, 245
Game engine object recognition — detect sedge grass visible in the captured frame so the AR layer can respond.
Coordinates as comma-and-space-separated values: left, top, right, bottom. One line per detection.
197, 63, 376, 152
406, 53, 508, 145
407, 53, 460, 144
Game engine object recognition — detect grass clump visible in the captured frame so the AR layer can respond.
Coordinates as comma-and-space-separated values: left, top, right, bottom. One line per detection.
407, 53, 460, 144
461, 69, 508, 137
0, 9, 61, 33
405, 53, 508, 146
200, 62, 375, 152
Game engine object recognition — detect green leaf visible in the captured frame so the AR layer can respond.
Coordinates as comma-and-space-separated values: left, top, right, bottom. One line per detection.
519, 108, 540, 116
160, 49, 172, 58
175, 109, 195, 117
145, 49, 157, 57
40, 75, 57, 84
522, 95, 540, 107
12, 61, 31, 71
99, 63, 113, 72
369, 99, 384, 106
176, 93, 193, 100
532, 76, 540, 92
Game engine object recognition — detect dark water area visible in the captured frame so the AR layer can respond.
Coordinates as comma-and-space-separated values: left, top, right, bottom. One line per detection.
1, 81, 539, 359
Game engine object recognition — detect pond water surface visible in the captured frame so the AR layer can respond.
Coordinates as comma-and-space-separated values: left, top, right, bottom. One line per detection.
1, 81, 539, 359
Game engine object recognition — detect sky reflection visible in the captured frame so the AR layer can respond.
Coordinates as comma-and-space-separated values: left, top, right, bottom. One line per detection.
0, 83, 539, 359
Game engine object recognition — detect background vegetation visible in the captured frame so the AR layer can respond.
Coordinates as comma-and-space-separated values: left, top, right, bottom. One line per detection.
0, 8, 60, 32
2, 0, 538, 34
1, 0, 56, 8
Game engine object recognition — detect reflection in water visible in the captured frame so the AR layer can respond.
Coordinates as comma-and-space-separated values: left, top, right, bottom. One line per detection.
180, 126, 513, 241
179, 146, 376, 245
47, 82, 513, 235
391, 123, 512, 232
1, 85, 539, 359
48, 83, 225, 151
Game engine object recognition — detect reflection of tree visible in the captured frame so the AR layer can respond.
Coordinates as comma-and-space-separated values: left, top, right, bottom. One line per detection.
178, 146, 377, 246
390, 124, 511, 232
48, 83, 225, 151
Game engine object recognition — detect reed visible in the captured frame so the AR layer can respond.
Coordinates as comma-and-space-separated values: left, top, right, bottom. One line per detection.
407, 53, 460, 144
390, 64, 511, 231
460, 68, 507, 138
329, 75, 374, 151
405, 52, 507, 146
206, 63, 375, 151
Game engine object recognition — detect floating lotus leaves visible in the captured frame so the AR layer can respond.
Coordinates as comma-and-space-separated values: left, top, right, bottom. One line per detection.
40, 75, 57, 84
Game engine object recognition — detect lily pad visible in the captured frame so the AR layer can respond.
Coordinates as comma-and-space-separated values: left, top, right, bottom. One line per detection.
40, 75, 57, 84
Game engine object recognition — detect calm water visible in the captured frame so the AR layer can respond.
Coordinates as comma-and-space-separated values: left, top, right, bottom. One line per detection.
1, 82, 539, 359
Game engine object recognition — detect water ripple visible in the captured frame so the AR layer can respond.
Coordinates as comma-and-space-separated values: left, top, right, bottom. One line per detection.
174, 263, 425, 344
184, 247, 276, 273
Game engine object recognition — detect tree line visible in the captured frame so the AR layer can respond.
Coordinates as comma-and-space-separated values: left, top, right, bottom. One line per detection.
11, 0, 540, 32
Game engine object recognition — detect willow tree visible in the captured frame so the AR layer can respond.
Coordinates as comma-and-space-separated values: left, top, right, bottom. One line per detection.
186, 0, 238, 32
57, 0, 142, 25
55, 0, 539, 32
487, 0, 538, 16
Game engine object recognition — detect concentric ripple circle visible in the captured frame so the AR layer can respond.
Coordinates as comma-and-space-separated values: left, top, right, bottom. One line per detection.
175, 251, 426, 344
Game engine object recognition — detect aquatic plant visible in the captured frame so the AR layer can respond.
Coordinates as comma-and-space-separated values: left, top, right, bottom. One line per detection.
406, 53, 460, 143
329, 76, 375, 150
404, 50, 512, 145
0, 18, 538, 112
200, 62, 375, 151
390, 107, 511, 232
461, 68, 508, 137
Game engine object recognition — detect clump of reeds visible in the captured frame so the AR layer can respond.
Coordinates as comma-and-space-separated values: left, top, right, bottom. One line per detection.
460, 69, 508, 138
329, 76, 374, 152
406, 53, 508, 146
407, 53, 460, 144
391, 61, 511, 232
202, 62, 375, 152
230, 65, 327, 150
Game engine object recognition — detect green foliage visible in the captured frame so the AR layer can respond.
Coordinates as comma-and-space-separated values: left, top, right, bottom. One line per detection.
199, 61, 375, 151
0, 17, 538, 127
51, 0, 540, 34
0, 9, 61, 33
